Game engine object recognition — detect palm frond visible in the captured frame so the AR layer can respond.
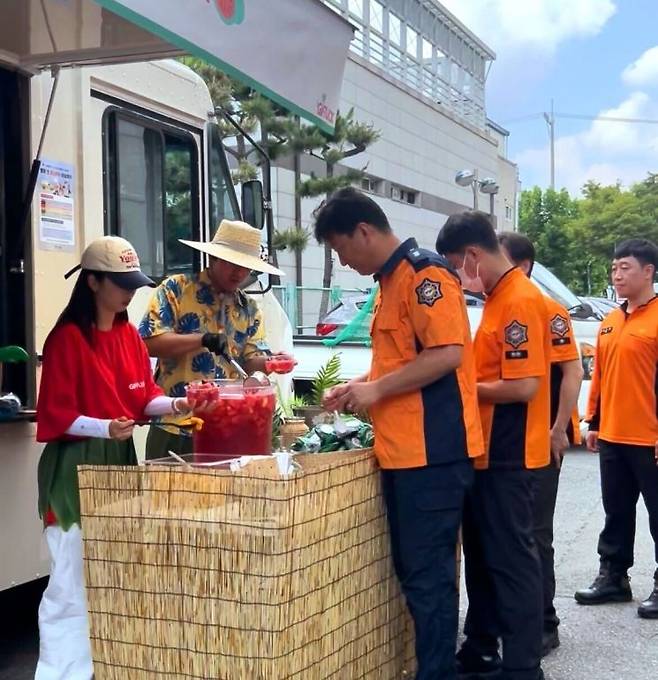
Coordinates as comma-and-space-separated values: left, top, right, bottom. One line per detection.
311, 354, 342, 405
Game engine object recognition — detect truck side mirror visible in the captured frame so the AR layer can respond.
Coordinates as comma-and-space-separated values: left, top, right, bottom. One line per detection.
241, 180, 264, 230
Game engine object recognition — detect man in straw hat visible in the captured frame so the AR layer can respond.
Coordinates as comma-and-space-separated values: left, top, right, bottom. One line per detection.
139, 219, 293, 459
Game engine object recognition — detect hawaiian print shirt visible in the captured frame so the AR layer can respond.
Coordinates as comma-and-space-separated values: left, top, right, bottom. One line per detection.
139, 270, 268, 433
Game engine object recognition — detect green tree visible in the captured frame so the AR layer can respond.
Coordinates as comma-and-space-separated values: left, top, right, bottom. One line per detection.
519, 186, 578, 285
273, 226, 310, 332
297, 108, 380, 316
520, 175, 658, 296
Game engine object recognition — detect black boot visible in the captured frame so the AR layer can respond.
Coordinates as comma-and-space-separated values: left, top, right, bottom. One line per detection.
638, 571, 658, 619
456, 644, 502, 679
574, 566, 632, 605
541, 628, 560, 657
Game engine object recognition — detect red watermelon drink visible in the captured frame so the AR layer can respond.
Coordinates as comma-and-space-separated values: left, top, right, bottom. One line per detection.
191, 380, 276, 462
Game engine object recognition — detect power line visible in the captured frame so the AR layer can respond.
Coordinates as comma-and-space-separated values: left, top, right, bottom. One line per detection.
555, 113, 658, 125
502, 112, 658, 125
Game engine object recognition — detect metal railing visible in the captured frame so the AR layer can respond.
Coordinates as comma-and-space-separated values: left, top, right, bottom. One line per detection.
272, 285, 372, 336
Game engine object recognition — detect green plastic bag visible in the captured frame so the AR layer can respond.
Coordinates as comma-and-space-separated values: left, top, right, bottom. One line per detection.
322, 286, 378, 347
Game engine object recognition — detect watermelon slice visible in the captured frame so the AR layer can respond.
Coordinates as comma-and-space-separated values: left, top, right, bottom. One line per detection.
216, 0, 235, 19
214, 0, 244, 25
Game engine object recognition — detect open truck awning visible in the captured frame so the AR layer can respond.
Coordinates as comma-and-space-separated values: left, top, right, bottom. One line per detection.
0, 0, 353, 132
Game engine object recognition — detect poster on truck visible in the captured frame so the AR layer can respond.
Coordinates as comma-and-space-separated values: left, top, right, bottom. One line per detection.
38, 160, 75, 251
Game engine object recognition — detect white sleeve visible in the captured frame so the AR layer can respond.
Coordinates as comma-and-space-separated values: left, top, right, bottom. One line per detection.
65, 416, 112, 439
144, 396, 176, 417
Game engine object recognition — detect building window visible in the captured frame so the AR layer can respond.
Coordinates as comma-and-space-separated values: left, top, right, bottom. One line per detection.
406, 26, 419, 59
391, 184, 418, 205
505, 204, 513, 220
389, 13, 402, 46
360, 176, 382, 194
103, 110, 201, 279
422, 38, 434, 64
348, 0, 363, 19
370, 0, 384, 33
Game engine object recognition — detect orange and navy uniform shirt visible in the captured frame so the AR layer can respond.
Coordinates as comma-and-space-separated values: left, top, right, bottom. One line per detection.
368, 238, 484, 469
473, 267, 551, 470
587, 296, 658, 447
545, 296, 581, 446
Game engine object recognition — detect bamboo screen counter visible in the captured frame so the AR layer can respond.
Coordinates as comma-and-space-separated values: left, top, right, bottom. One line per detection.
78, 450, 416, 679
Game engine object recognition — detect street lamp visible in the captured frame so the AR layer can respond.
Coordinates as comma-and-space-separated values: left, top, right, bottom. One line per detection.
454, 170, 499, 216
479, 177, 500, 217
455, 169, 478, 209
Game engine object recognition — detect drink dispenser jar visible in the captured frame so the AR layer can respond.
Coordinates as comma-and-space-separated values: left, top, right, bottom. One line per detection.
186, 380, 276, 462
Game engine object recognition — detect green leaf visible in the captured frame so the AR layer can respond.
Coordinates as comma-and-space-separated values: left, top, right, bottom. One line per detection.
311, 354, 342, 405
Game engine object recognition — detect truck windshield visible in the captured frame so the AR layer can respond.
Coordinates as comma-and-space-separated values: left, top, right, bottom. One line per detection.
208, 123, 240, 227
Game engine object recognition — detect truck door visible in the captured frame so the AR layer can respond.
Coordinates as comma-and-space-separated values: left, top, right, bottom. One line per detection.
0, 67, 30, 404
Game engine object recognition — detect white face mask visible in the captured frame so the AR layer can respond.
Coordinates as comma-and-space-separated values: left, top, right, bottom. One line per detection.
457, 254, 484, 294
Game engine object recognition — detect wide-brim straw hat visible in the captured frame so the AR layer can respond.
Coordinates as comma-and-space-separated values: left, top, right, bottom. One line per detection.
180, 220, 284, 277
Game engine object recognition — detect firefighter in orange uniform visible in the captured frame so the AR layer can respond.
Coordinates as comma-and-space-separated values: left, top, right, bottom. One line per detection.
575, 238, 658, 619
315, 188, 483, 680
498, 232, 583, 656
437, 212, 550, 680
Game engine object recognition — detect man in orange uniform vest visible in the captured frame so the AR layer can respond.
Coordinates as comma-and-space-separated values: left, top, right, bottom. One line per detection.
437, 212, 550, 680
316, 188, 483, 680
498, 232, 583, 655
575, 238, 658, 619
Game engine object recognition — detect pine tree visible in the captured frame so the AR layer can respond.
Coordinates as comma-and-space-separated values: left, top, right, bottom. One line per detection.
296, 108, 380, 317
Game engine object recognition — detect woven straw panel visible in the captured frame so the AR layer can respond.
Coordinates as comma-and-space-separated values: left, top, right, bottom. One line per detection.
78, 450, 416, 679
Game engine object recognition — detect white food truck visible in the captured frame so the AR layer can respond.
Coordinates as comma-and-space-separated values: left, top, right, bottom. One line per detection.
0, 0, 352, 592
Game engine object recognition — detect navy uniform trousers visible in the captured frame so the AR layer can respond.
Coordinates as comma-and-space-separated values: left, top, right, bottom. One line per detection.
381, 459, 473, 680
461, 468, 544, 680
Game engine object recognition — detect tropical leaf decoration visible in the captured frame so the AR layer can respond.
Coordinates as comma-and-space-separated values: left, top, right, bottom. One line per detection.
311, 354, 342, 406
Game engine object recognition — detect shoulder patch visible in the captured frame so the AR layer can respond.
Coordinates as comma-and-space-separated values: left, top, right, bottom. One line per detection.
406, 247, 448, 270
601, 326, 613, 335
504, 320, 529, 349
415, 278, 443, 307
550, 314, 569, 337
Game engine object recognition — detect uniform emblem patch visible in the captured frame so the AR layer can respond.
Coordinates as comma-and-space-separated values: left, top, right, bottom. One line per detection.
415, 278, 442, 307
550, 314, 569, 337
504, 320, 529, 349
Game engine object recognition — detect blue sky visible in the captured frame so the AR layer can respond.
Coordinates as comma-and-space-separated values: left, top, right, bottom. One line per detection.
441, 0, 658, 195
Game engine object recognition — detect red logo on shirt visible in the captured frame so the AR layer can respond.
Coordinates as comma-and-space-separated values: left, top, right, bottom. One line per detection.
128, 381, 145, 390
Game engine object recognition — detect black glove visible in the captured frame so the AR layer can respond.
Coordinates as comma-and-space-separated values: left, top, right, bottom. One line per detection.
201, 332, 229, 357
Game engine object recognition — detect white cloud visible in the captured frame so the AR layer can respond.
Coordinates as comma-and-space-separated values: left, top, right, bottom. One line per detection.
514, 92, 658, 194
622, 46, 658, 88
440, 0, 616, 53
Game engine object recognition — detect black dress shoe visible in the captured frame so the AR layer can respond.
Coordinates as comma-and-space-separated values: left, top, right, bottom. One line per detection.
574, 568, 632, 605
638, 575, 658, 619
541, 628, 560, 657
456, 645, 502, 679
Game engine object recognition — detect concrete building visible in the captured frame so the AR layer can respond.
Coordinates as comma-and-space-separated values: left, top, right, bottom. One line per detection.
271, 0, 519, 315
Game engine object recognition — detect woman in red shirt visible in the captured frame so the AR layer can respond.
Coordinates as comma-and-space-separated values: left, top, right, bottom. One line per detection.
35, 236, 190, 680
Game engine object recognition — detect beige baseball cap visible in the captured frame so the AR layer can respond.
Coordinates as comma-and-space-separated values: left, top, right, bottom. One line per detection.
64, 236, 155, 290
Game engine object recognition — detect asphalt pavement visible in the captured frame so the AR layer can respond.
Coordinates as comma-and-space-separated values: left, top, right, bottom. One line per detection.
457, 447, 658, 680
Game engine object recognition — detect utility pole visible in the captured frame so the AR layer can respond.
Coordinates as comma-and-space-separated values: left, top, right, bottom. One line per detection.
543, 99, 555, 190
